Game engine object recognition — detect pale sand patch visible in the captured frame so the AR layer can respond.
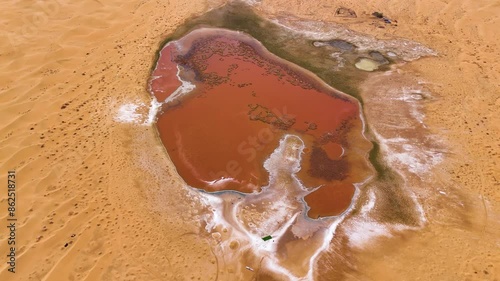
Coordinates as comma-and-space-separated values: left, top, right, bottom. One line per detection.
115, 103, 143, 124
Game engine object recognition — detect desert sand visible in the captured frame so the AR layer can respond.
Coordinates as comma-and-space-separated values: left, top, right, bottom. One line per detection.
0, 0, 498, 280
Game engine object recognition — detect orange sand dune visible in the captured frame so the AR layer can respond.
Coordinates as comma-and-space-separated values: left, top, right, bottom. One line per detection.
0, 0, 498, 280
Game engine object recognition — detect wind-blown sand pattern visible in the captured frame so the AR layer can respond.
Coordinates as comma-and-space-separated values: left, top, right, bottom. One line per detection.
0, 0, 498, 280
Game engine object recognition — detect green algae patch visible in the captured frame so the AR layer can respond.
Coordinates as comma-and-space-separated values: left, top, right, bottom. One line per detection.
262, 235, 273, 241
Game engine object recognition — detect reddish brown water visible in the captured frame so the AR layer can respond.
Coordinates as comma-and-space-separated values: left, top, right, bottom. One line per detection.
150, 28, 371, 218
150, 44, 182, 102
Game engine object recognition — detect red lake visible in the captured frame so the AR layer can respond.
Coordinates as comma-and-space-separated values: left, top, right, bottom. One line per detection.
150, 28, 372, 218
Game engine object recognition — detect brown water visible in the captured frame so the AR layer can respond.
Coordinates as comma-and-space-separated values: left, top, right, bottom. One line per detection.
150, 28, 371, 218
